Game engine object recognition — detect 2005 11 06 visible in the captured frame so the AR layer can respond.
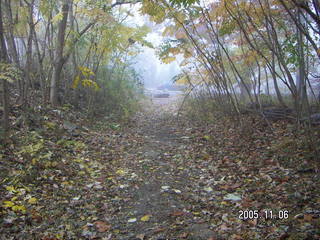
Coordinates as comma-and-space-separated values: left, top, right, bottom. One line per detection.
239, 210, 289, 220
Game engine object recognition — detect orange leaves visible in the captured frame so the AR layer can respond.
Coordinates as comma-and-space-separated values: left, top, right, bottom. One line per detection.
170, 210, 186, 217
220, 182, 242, 191
175, 30, 187, 40
168, 47, 181, 55
94, 220, 111, 232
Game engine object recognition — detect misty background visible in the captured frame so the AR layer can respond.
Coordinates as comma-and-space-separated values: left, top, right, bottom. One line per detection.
126, 7, 182, 89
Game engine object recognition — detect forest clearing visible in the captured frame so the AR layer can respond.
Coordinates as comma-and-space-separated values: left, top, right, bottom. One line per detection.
1, 0, 320, 239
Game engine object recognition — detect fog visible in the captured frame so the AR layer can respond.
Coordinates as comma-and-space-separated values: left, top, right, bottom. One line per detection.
134, 42, 181, 88
126, 8, 182, 89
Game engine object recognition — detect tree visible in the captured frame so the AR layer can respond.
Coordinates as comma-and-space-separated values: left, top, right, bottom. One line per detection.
50, 0, 71, 105
0, 0, 10, 139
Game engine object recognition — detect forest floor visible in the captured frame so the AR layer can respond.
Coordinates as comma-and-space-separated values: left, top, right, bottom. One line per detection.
1, 96, 320, 239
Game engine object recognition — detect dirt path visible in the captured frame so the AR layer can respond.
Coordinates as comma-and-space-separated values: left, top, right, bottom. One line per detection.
108, 98, 216, 239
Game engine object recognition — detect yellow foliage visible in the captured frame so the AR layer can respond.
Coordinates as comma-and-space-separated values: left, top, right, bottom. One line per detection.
176, 75, 189, 85
243, 50, 259, 65
31, 158, 37, 165
72, 75, 81, 89
51, 12, 64, 24
175, 12, 186, 23
78, 66, 95, 78
11, 197, 18, 201
140, 0, 166, 24
140, 215, 151, 222
3, 200, 26, 213
162, 56, 176, 64
0, 63, 21, 83
39, 0, 52, 19
82, 79, 100, 91
128, 51, 138, 56
162, 26, 176, 37
168, 48, 180, 55
3, 201, 14, 208
12, 205, 26, 213
44, 121, 57, 129
5, 186, 16, 193
14, 6, 29, 37
28, 197, 37, 204
116, 169, 126, 175
179, 59, 190, 67
183, 50, 192, 59
72, 66, 99, 91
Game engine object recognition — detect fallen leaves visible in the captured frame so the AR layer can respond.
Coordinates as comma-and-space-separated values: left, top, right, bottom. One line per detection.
128, 218, 137, 223
177, 232, 189, 238
2, 201, 14, 208
204, 186, 213, 192
220, 182, 241, 190
28, 197, 38, 204
2, 200, 26, 213
140, 214, 152, 222
94, 221, 111, 232
136, 233, 145, 240
170, 211, 186, 217
303, 214, 314, 222
11, 205, 26, 213
116, 169, 126, 176
223, 193, 242, 201
1, 97, 320, 240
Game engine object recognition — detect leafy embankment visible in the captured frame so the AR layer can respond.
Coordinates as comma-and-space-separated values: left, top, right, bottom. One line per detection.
1, 100, 320, 240
0, 105, 132, 239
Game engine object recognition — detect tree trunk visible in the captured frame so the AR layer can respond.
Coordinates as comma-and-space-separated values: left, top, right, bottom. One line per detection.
3, 0, 19, 66
23, 0, 35, 104
270, 51, 286, 107
264, 65, 270, 97
50, 0, 70, 106
0, 0, 10, 139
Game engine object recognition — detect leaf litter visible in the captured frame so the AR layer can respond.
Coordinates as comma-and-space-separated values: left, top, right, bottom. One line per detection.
0, 98, 319, 239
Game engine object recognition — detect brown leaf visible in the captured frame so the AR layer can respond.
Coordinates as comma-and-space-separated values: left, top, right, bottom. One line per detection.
136, 234, 145, 240
32, 214, 43, 223
248, 218, 257, 226
170, 211, 185, 217
230, 234, 244, 240
178, 232, 189, 238
241, 198, 253, 208
219, 223, 229, 231
279, 233, 290, 240
94, 221, 111, 232
31, 210, 43, 223
153, 227, 166, 233
220, 182, 242, 190
303, 214, 313, 222
202, 153, 210, 160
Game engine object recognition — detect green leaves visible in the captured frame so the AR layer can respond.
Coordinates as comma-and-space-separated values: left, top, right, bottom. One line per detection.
51, 12, 64, 24
140, 1, 168, 23
157, 38, 188, 64
219, 19, 236, 36
169, 0, 199, 7
0, 63, 22, 83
